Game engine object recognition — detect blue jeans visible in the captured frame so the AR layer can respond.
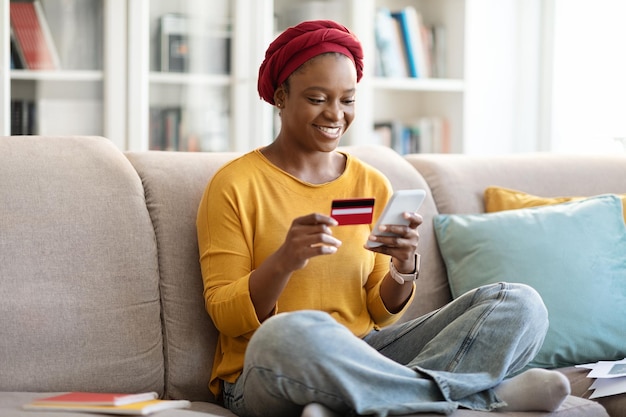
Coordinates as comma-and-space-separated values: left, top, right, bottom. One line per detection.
223, 283, 548, 417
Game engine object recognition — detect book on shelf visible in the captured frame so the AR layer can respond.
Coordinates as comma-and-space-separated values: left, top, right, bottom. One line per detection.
23, 398, 191, 415
158, 13, 188, 72
11, 100, 36, 135
391, 6, 429, 78
411, 117, 450, 154
27, 391, 158, 406
10, 29, 24, 69
430, 25, 446, 78
158, 13, 231, 74
10, 0, 61, 70
374, 7, 409, 78
150, 105, 229, 152
374, 6, 447, 79
374, 117, 450, 154
149, 106, 201, 152
150, 106, 184, 151
374, 120, 405, 154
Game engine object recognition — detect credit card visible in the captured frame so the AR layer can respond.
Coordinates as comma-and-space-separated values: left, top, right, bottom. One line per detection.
330, 198, 375, 225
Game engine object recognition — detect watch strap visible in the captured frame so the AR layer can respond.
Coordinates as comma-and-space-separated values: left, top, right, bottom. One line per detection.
389, 253, 420, 285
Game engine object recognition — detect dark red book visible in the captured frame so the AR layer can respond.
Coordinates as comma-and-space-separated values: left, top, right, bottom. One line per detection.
10, 0, 60, 70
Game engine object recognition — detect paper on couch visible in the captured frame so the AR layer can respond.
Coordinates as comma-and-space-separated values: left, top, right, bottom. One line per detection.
581, 358, 626, 399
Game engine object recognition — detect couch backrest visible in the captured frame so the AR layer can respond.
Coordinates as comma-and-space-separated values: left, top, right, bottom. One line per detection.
405, 153, 626, 215
0, 136, 164, 394
125, 150, 240, 402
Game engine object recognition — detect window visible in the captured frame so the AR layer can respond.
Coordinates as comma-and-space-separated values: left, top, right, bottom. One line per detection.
550, 0, 626, 153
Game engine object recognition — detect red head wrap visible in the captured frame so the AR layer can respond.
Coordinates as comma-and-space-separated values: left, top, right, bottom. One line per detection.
257, 20, 364, 105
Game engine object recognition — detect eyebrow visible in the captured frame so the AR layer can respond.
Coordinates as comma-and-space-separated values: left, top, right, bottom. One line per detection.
304, 86, 356, 94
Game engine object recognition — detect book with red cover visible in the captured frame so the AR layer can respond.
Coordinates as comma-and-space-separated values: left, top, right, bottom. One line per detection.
23, 398, 191, 415
27, 391, 158, 406
10, 0, 61, 70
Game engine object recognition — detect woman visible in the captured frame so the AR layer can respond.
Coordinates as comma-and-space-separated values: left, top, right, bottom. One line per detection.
197, 20, 570, 417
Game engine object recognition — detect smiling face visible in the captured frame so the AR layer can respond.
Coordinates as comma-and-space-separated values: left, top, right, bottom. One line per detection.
274, 53, 357, 153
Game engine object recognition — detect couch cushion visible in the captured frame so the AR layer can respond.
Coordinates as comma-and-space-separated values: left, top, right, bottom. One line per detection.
0, 136, 163, 393
433, 195, 626, 369
125, 151, 240, 402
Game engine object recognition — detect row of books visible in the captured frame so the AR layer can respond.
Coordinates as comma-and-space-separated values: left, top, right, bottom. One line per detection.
157, 13, 231, 74
11, 100, 37, 135
22, 391, 190, 415
374, 117, 451, 155
374, 6, 446, 79
10, 3, 231, 73
149, 106, 229, 152
10, 0, 61, 70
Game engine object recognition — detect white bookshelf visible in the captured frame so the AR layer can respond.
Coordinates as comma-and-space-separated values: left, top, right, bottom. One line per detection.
0, 0, 273, 152
1, 0, 467, 152
9, 69, 102, 81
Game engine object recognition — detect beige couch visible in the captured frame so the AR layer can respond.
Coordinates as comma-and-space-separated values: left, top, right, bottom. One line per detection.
1, 136, 624, 417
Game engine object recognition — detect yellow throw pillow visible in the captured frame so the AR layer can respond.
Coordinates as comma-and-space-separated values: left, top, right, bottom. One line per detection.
484, 186, 626, 224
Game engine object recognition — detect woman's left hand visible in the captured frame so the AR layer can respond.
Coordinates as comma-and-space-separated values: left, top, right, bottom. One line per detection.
365, 211, 423, 273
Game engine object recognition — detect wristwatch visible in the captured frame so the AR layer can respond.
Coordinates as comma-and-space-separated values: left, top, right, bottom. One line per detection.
389, 254, 420, 285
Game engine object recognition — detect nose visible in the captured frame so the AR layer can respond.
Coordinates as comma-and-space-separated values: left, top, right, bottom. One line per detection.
324, 100, 344, 121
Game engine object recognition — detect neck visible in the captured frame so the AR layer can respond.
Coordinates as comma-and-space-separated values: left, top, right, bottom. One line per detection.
261, 141, 346, 184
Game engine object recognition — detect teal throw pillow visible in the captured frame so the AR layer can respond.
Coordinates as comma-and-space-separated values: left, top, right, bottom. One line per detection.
433, 195, 626, 369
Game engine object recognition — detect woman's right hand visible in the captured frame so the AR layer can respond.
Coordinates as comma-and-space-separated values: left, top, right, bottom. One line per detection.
249, 213, 342, 321
275, 213, 342, 273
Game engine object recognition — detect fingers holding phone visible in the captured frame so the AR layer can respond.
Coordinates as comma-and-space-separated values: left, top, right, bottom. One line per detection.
365, 190, 425, 262
365, 190, 425, 246
368, 212, 423, 259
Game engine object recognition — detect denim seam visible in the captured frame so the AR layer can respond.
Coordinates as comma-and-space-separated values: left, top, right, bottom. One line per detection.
371, 310, 438, 352
446, 283, 507, 372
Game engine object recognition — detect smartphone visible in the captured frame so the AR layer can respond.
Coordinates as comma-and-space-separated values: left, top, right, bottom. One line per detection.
365, 189, 426, 248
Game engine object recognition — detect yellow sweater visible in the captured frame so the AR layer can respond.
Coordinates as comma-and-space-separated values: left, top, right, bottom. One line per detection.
196, 149, 413, 396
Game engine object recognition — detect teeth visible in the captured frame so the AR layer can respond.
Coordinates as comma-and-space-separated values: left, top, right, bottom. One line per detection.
318, 126, 341, 134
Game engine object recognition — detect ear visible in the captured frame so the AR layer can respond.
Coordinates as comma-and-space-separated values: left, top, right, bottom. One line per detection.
274, 86, 287, 107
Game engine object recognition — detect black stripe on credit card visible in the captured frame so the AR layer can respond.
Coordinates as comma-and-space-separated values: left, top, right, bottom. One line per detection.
331, 198, 375, 225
